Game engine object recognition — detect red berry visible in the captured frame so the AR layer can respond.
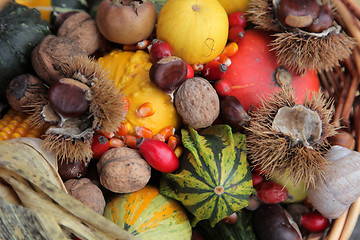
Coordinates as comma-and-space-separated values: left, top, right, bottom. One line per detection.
256, 181, 288, 204
221, 212, 239, 224
137, 138, 179, 173
228, 26, 245, 44
228, 11, 247, 29
185, 62, 194, 79
214, 79, 232, 97
251, 171, 263, 187
301, 211, 330, 232
201, 60, 227, 81
91, 134, 110, 160
149, 39, 174, 63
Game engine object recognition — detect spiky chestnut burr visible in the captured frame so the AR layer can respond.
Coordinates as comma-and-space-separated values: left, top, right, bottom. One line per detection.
28, 56, 127, 163
247, 0, 355, 73
246, 86, 338, 188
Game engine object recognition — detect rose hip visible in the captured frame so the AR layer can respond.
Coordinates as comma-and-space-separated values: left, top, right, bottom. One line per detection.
228, 26, 245, 44
300, 211, 330, 232
149, 39, 174, 63
214, 79, 232, 97
91, 134, 110, 160
201, 60, 227, 81
256, 181, 288, 204
228, 11, 247, 29
251, 171, 263, 187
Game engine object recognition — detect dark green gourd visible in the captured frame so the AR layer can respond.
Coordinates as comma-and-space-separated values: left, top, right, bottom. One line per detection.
0, 2, 50, 99
160, 125, 254, 227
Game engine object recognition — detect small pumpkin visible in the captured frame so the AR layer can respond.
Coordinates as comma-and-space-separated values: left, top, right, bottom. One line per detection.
222, 29, 321, 112
216, 0, 250, 15
160, 125, 254, 227
0, 2, 51, 100
156, 0, 229, 64
98, 50, 181, 136
103, 185, 192, 240
15, 0, 88, 24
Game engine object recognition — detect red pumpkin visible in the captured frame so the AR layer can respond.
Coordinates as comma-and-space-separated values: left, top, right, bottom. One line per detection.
222, 29, 320, 112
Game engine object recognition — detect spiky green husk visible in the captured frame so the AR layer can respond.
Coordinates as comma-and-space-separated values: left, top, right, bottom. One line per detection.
246, 87, 337, 187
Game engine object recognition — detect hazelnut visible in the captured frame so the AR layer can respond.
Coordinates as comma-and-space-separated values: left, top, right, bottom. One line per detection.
65, 178, 106, 214
149, 56, 187, 93
57, 11, 102, 55
6, 74, 47, 113
303, 5, 334, 33
277, 0, 320, 28
174, 77, 220, 129
97, 147, 151, 193
48, 78, 91, 118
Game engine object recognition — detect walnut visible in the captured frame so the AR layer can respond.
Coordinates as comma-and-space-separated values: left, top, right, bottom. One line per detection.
57, 12, 101, 55
174, 77, 220, 129
64, 178, 105, 214
97, 147, 151, 193
31, 35, 87, 85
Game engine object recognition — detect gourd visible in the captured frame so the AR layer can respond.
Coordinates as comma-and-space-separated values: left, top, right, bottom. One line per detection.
98, 50, 181, 136
195, 210, 257, 240
156, 0, 229, 64
15, 0, 88, 24
0, 2, 51, 100
160, 125, 254, 227
103, 185, 192, 240
222, 29, 321, 112
216, 0, 250, 15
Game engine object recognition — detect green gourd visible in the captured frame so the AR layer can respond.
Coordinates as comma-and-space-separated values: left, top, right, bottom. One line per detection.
0, 2, 51, 100
160, 125, 254, 227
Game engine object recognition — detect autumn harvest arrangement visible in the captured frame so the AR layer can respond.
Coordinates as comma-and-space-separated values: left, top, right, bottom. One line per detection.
1, 0, 360, 239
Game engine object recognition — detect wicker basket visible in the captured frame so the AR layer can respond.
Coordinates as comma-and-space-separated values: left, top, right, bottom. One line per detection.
1, 0, 360, 239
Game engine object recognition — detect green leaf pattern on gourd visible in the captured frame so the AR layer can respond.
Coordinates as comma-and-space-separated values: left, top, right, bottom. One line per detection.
160, 125, 254, 227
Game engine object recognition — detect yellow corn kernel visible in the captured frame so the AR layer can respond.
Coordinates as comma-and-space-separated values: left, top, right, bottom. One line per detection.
0, 109, 46, 141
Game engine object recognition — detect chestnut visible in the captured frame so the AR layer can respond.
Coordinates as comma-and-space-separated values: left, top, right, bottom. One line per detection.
58, 160, 88, 181
96, 0, 157, 45
328, 130, 355, 150
277, 0, 320, 28
303, 5, 334, 33
48, 78, 91, 118
149, 56, 187, 93
220, 96, 251, 130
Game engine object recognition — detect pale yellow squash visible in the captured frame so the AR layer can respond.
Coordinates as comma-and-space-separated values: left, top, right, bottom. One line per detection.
156, 0, 229, 64
217, 0, 250, 15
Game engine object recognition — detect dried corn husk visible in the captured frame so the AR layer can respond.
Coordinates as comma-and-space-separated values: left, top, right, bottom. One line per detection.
0, 137, 136, 240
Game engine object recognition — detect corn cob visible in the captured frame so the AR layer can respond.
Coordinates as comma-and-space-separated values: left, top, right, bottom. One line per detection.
0, 109, 45, 141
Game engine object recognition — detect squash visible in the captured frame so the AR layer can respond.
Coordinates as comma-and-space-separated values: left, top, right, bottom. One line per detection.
160, 125, 254, 227
15, 0, 88, 23
216, 0, 249, 15
103, 185, 192, 240
156, 0, 229, 64
0, 2, 51, 100
222, 29, 321, 112
195, 210, 257, 240
98, 50, 181, 136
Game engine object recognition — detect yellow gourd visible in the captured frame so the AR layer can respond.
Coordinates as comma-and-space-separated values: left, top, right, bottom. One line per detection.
216, 0, 250, 15
156, 0, 229, 65
98, 50, 181, 136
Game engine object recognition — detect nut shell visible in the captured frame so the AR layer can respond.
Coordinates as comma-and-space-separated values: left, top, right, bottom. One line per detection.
174, 77, 220, 129
65, 178, 106, 214
97, 147, 151, 193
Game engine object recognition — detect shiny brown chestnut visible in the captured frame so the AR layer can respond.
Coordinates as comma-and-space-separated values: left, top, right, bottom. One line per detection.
303, 5, 334, 33
149, 56, 187, 93
277, 0, 320, 28
48, 78, 91, 118
58, 160, 88, 181
220, 96, 251, 130
328, 130, 355, 150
